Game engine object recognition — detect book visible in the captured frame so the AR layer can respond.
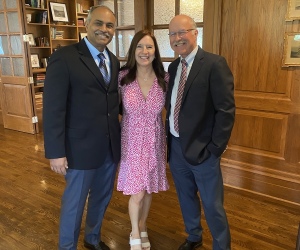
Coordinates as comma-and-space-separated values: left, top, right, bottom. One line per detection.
31, 0, 38, 8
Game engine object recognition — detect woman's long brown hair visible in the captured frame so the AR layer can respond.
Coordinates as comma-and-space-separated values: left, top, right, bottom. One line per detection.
120, 30, 166, 92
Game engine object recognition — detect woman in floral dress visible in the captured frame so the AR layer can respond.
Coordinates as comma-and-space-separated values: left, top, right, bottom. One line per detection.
117, 30, 169, 250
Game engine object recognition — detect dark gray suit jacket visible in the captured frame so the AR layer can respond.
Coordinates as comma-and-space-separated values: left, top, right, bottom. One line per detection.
43, 39, 121, 169
166, 47, 235, 165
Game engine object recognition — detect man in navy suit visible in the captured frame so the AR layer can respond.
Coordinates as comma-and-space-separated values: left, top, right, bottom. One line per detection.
166, 14, 235, 250
43, 6, 120, 250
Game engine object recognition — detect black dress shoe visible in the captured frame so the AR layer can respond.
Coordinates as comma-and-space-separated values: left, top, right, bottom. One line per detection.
178, 239, 203, 250
84, 240, 110, 250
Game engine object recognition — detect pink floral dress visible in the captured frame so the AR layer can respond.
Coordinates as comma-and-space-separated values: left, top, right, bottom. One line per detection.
117, 70, 169, 195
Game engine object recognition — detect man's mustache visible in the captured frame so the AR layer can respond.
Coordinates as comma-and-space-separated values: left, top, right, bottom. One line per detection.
95, 31, 110, 38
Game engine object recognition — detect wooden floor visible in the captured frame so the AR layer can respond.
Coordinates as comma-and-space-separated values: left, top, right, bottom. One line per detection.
0, 123, 299, 250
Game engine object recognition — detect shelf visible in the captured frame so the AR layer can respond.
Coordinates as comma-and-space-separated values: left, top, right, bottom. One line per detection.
34, 84, 44, 88
27, 23, 48, 26
30, 46, 51, 49
32, 68, 46, 73
25, 7, 47, 11
52, 39, 78, 41
50, 24, 77, 28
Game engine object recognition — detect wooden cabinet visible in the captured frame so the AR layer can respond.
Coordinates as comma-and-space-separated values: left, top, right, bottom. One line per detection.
23, 0, 95, 104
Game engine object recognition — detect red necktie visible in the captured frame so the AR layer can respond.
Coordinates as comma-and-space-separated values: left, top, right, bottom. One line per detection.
174, 59, 187, 134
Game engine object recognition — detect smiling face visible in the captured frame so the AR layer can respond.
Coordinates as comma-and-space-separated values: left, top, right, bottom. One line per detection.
85, 6, 116, 52
135, 35, 155, 67
169, 15, 198, 58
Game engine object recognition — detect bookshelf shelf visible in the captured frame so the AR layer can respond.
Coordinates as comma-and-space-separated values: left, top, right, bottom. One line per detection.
30, 46, 51, 49
27, 23, 48, 26
52, 39, 78, 41
50, 24, 77, 28
25, 7, 47, 11
32, 68, 46, 73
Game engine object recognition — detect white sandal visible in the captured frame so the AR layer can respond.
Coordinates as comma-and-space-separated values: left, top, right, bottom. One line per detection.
140, 231, 151, 249
129, 234, 142, 250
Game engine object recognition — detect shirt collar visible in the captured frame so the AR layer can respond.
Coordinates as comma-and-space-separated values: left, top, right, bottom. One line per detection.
180, 46, 198, 66
83, 37, 109, 61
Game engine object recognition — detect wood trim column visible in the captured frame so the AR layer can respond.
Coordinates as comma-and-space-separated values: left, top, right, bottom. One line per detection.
203, 0, 222, 54
134, 0, 147, 32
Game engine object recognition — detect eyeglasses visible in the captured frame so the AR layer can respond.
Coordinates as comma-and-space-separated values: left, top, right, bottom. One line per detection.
168, 29, 195, 38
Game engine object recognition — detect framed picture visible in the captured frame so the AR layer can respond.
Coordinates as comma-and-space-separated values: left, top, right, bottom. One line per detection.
28, 33, 36, 46
286, 0, 300, 20
41, 57, 48, 68
79, 32, 87, 40
31, 54, 40, 68
26, 13, 32, 23
282, 33, 300, 67
49, 2, 69, 22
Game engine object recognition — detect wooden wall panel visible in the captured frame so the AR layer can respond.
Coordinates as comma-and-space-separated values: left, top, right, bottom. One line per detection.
226, 0, 288, 93
220, 0, 300, 204
230, 110, 287, 157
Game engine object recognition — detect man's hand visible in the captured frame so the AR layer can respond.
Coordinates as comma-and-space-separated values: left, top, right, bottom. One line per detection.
50, 157, 68, 175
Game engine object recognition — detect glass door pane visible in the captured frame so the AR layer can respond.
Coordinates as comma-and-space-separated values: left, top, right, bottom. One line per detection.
5, 0, 17, 9
7, 12, 20, 32
117, 0, 134, 26
180, 0, 204, 22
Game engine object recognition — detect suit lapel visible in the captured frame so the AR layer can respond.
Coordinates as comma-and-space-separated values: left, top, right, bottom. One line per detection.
182, 47, 205, 102
166, 58, 180, 110
77, 40, 109, 90
106, 49, 118, 90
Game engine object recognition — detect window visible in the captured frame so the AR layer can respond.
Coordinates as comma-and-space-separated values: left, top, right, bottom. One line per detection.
97, 0, 216, 68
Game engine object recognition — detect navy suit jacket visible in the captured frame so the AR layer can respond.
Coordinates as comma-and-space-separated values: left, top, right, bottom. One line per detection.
166, 47, 235, 165
43, 39, 121, 169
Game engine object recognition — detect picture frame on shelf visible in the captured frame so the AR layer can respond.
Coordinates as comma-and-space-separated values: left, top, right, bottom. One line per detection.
286, 0, 300, 20
26, 13, 32, 23
49, 2, 69, 22
41, 57, 48, 68
79, 32, 87, 40
31, 54, 40, 68
28, 33, 36, 46
282, 32, 300, 67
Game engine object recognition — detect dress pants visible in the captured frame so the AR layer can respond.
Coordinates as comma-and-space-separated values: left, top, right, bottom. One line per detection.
169, 135, 231, 250
58, 152, 117, 250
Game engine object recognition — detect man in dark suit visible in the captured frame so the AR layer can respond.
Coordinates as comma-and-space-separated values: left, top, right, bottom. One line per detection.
166, 14, 235, 250
43, 6, 120, 250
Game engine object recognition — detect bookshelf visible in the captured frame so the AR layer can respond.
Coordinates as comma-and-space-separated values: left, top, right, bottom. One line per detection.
23, 0, 96, 100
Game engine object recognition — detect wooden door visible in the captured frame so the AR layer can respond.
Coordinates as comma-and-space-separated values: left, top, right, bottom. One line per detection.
220, 0, 300, 204
0, 0, 38, 134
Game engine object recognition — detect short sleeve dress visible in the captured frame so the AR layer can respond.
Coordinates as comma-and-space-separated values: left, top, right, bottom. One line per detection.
117, 70, 169, 195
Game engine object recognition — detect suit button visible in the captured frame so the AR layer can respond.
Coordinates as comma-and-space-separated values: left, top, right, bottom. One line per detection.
108, 113, 110, 116
106, 133, 109, 137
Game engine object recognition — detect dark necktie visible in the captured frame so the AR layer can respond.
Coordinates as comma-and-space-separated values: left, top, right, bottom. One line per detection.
174, 59, 187, 134
98, 53, 110, 85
